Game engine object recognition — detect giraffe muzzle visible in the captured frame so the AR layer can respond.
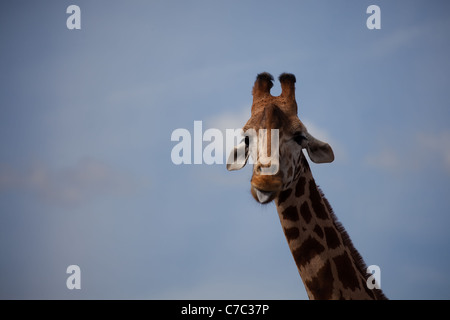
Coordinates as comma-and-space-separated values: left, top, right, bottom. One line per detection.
250, 172, 282, 204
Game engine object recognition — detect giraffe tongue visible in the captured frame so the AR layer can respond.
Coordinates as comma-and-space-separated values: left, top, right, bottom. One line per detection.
256, 189, 273, 203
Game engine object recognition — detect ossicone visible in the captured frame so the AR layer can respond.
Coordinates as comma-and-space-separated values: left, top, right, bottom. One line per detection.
252, 72, 274, 100
279, 73, 296, 100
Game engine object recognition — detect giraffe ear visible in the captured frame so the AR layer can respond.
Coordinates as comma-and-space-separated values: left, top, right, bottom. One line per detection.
226, 140, 249, 171
305, 133, 335, 164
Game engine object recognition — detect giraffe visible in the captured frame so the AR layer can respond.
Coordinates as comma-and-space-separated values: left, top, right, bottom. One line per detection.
226, 72, 387, 300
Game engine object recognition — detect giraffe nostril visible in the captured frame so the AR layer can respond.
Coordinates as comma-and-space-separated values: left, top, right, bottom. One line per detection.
255, 161, 279, 175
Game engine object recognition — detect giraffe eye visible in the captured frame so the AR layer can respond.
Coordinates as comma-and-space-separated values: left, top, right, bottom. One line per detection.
244, 135, 250, 147
293, 132, 307, 146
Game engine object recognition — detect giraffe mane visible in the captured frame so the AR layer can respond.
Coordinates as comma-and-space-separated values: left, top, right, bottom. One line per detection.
318, 187, 387, 300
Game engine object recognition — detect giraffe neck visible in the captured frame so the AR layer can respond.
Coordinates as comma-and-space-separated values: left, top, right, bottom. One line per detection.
275, 157, 386, 300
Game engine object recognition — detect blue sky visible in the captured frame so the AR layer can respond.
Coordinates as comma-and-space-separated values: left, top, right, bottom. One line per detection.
1, 0, 449, 299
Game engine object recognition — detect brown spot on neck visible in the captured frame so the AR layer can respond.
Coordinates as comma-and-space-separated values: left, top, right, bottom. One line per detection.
277, 188, 292, 205
304, 260, 334, 300
281, 206, 299, 222
333, 251, 360, 291
295, 176, 306, 197
283, 227, 300, 243
299, 202, 312, 224
292, 236, 325, 268
323, 226, 342, 250
313, 225, 324, 239
308, 180, 329, 220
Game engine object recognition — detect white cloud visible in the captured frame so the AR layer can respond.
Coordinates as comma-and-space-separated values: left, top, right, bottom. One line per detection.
417, 131, 450, 174
365, 130, 450, 175
202, 105, 251, 166
365, 148, 401, 171
205, 105, 250, 132
367, 22, 430, 59
303, 119, 347, 163
0, 158, 142, 207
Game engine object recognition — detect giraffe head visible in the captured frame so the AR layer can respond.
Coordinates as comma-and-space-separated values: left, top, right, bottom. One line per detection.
227, 72, 334, 204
